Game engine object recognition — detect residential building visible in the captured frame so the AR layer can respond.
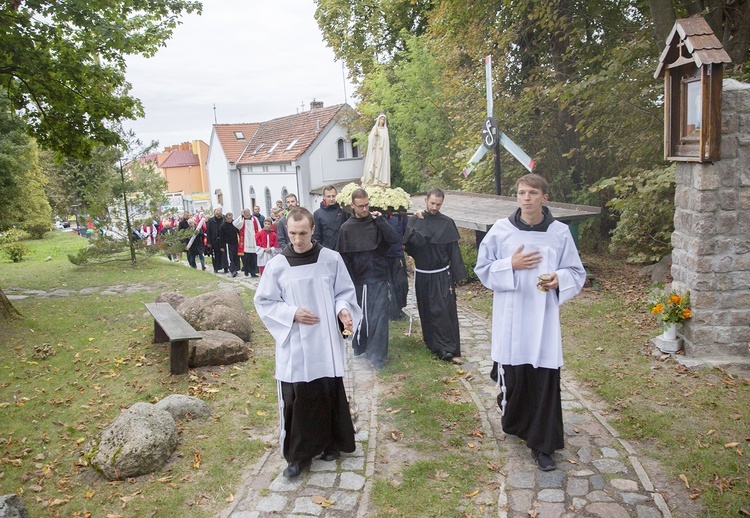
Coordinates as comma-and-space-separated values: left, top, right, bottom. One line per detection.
206, 101, 362, 217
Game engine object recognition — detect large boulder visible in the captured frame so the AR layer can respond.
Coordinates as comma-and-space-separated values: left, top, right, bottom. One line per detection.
86, 402, 178, 480
0, 495, 29, 518
155, 394, 211, 420
178, 291, 253, 341
189, 330, 250, 367
154, 292, 187, 309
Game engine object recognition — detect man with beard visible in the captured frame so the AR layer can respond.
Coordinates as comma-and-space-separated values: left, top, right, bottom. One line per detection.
313, 185, 349, 249
234, 208, 261, 277
475, 174, 585, 471
205, 205, 225, 273
254, 207, 361, 478
336, 188, 400, 369
404, 188, 467, 363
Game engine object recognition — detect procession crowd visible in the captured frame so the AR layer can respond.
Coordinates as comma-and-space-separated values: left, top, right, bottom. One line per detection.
250, 175, 586, 478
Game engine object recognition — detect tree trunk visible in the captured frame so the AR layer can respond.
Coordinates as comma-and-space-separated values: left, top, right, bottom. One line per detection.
723, 0, 750, 74
649, 0, 676, 45
0, 287, 22, 320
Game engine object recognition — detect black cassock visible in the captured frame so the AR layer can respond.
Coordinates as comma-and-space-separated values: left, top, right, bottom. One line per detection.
404, 212, 467, 358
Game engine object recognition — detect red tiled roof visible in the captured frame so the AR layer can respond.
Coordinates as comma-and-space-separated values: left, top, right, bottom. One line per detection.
140, 153, 160, 164
213, 123, 260, 163
160, 149, 200, 168
236, 104, 346, 165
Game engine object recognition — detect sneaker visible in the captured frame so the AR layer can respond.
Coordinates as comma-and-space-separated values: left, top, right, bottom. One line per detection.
531, 449, 556, 471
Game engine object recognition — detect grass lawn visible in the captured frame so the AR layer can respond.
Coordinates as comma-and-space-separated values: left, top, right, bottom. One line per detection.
1, 231, 278, 517
1, 232, 748, 516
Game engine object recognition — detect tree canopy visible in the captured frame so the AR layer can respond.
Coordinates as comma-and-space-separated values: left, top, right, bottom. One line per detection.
316, 0, 750, 260
0, 0, 201, 157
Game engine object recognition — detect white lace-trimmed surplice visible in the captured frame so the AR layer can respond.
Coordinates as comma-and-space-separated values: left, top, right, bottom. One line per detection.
254, 248, 362, 383
475, 219, 586, 370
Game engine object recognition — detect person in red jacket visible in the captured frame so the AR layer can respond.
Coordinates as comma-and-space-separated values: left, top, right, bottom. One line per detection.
255, 219, 279, 275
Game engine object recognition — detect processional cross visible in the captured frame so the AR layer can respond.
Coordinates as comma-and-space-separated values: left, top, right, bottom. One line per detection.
462, 56, 535, 194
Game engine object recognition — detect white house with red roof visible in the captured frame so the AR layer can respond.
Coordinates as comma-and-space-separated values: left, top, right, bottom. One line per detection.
206, 101, 362, 217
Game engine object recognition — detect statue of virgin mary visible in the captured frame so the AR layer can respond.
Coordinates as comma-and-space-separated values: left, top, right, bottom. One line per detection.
360, 114, 390, 187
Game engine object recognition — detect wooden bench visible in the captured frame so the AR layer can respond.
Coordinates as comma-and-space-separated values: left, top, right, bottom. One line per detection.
145, 302, 202, 375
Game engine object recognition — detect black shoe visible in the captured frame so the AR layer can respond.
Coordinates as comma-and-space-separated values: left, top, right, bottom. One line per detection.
202, 266, 206, 270
232, 271, 238, 277
224, 270, 229, 274
244, 272, 249, 276
532, 449, 556, 471
439, 352, 454, 361
251, 273, 258, 277
283, 458, 311, 478
320, 449, 339, 462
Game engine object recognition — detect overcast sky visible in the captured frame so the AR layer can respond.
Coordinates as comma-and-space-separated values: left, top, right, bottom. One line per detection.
124, 0, 356, 149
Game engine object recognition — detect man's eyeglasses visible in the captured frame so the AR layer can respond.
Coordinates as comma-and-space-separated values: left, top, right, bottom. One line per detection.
353, 202, 369, 209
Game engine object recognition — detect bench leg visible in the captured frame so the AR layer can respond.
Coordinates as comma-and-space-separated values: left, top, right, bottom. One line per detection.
170, 340, 190, 375
154, 320, 168, 343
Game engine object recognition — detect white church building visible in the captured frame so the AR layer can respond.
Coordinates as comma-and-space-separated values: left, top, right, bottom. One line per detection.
206, 101, 363, 217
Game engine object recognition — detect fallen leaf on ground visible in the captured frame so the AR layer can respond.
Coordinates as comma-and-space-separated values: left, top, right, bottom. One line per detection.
225, 494, 234, 503
193, 452, 201, 469
679, 474, 690, 488
311, 495, 335, 507
724, 442, 739, 448
465, 490, 479, 498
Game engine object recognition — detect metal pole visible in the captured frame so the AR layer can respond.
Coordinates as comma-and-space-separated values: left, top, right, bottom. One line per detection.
494, 142, 502, 195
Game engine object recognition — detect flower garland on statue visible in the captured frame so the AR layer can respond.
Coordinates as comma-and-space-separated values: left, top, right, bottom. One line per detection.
336, 182, 412, 211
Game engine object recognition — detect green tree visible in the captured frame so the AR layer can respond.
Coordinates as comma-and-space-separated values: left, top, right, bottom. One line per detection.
0, 92, 52, 237
0, 0, 201, 157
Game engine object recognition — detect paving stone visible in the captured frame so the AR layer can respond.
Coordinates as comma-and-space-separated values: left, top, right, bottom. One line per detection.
256, 494, 287, 512
590, 474, 606, 490
328, 490, 359, 511
292, 496, 324, 515
308, 472, 336, 488
339, 472, 365, 490
577, 446, 594, 463
539, 469, 565, 488
310, 461, 336, 472
636, 505, 663, 518
622, 492, 650, 505
340, 456, 365, 471
569, 469, 595, 477
537, 502, 566, 518
538, 489, 565, 503
509, 489, 535, 511
566, 436, 590, 448
592, 459, 628, 474
587, 490, 614, 502
571, 497, 588, 511
584, 502, 631, 518
561, 400, 584, 410
566, 477, 589, 496
269, 475, 304, 491
610, 478, 639, 491
600, 447, 619, 458
507, 471, 535, 489
229, 511, 259, 518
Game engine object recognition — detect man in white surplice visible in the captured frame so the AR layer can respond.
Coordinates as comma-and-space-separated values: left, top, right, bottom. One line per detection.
475, 174, 585, 472
254, 207, 362, 478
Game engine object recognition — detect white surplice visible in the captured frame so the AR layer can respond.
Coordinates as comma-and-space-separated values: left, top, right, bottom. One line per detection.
475, 219, 585, 370
254, 248, 362, 383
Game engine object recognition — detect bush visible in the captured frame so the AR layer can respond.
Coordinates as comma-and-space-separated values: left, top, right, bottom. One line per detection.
3, 241, 31, 262
459, 242, 478, 282
0, 228, 30, 245
22, 220, 52, 239
590, 165, 675, 264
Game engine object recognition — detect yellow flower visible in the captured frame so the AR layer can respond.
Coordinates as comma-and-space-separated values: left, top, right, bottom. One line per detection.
682, 308, 691, 319
651, 303, 664, 314
670, 295, 681, 304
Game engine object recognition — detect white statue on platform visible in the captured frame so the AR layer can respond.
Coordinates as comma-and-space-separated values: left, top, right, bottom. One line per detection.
361, 114, 390, 187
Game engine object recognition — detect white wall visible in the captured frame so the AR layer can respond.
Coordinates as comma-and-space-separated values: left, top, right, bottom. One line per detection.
206, 130, 234, 213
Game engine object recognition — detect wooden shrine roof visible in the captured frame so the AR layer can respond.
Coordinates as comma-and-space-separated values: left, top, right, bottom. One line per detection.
409, 191, 601, 233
